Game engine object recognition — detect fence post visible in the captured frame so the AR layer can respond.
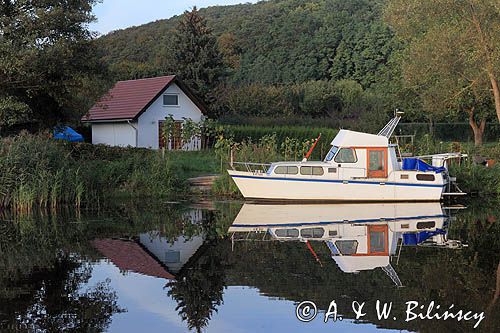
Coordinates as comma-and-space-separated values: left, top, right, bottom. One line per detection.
230, 146, 234, 169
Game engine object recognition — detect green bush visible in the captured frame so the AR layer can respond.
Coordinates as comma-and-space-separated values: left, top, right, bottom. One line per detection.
450, 163, 500, 197
223, 125, 336, 161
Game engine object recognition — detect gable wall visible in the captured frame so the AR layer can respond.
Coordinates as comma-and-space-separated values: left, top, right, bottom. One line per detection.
137, 83, 204, 149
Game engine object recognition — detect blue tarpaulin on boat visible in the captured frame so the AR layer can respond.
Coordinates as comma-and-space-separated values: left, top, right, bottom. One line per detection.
402, 229, 446, 246
402, 158, 446, 173
53, 126, 84, 142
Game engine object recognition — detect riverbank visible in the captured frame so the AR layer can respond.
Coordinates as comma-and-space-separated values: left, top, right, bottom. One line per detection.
0, 133, 218, 212
1, 133, 498, 212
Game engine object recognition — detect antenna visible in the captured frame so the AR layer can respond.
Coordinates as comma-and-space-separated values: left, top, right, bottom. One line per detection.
377, 109, 404, 138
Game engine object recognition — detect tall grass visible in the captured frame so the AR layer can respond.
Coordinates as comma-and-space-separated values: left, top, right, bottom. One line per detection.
0, 133, 186, 212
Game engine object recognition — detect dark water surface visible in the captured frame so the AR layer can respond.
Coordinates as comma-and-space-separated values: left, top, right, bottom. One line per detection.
0, 200, 499, 332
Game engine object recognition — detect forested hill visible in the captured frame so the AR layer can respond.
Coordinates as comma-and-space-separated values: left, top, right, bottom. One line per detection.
97, 0, 397, 88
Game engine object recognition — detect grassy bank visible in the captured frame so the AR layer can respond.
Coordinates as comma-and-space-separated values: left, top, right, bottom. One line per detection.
0, 133, 218, 211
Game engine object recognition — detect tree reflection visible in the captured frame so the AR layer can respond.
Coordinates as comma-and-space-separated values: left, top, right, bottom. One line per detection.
0, 211, 125, 332
167, 242, 226, 333
0, 254, 124, 332
165, 209, 232, 333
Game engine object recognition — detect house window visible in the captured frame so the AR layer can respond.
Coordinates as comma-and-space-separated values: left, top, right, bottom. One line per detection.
163, 94, 179, 106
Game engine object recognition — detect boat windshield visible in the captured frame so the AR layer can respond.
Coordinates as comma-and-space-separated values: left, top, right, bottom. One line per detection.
324, 146, 339, 162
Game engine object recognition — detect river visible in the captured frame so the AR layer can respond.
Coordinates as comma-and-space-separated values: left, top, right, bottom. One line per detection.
0, 200, 498, 332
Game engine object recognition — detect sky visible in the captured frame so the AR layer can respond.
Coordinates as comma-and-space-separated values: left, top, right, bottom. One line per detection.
90, 0, 261, 35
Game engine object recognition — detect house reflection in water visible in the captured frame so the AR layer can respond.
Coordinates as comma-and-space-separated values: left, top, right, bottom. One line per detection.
229, 203, 466, 286
93, 208, 206, 279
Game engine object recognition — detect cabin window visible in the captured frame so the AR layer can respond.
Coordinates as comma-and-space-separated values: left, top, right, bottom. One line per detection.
416, 174, 435, 181
334, 148, 357, 163
313, 167, 324, 175
400, 174, 409, 180
335, 240, 358, 255
416, 221, 436, 229
163, 94, 179, 106
300, 228, 325, 238
275, 229, 299, 238
324, 146, 339, 162
328, 168, 337, 173
274, 166, 298, 175
300, 166, 324, 175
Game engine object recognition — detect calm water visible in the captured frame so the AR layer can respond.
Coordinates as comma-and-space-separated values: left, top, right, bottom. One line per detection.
0, 200, 499, 332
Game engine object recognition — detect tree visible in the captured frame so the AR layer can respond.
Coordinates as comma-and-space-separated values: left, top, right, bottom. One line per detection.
384, 0, 500, 145
0, 0, 109, 133
170, 7, 226, 116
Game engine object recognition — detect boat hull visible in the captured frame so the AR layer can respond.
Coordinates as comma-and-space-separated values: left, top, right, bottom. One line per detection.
228, 170, 445, 202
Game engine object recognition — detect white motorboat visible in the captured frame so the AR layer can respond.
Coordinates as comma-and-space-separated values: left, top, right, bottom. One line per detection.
227, 115, 466, 202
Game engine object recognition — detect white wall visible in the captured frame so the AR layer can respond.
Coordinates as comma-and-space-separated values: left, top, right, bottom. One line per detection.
139, 234, 205, 274
137, 83, 204, 149
91, 122, 137, 147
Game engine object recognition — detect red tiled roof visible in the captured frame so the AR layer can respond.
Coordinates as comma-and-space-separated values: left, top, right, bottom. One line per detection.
82, 75, 207, 122
92, 238, 175, 280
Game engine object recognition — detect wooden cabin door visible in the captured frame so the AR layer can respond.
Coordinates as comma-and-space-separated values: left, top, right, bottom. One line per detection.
367, 148, 387, 178
367, 225, 388, 255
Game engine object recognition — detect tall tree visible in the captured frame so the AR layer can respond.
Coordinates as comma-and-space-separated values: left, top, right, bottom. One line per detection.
171, 7, 226, 116
0, 0, 108, 133
384, 0, 500, 145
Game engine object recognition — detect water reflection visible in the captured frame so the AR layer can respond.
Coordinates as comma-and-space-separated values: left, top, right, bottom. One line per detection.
229, 203, 464, 285
0, 201, 499, 332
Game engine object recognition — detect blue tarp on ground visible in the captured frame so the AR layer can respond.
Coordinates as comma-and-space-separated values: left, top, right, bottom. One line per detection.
402, 158, 446, 173
53, 126, 84, 142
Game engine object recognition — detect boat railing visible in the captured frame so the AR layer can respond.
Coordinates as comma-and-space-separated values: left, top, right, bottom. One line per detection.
230, 161, 272, 174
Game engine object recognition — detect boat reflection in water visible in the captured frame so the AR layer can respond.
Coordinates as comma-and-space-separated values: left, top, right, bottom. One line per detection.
228, 203, 465, 286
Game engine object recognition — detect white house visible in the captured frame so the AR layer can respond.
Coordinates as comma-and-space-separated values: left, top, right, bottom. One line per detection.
82, 75, 208, 150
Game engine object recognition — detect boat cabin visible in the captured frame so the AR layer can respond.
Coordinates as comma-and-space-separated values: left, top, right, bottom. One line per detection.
268, 129, 398, 179
266, 129, 446, 186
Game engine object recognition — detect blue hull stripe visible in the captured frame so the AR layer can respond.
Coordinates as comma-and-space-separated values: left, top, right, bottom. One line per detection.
232, 214, 447, 228
231, 174, 444, 188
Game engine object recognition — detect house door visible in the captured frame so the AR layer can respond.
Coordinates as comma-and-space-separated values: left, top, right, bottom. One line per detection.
171, 121, 183, 150
158, 121, 183, 150
367, 225, 388, 255
367, 148, 387, 178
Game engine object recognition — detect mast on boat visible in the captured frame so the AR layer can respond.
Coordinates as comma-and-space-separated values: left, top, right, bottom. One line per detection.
378, 110, 404, 138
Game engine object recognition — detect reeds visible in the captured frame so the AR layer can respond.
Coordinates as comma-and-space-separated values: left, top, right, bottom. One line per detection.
0, 133, 183, 213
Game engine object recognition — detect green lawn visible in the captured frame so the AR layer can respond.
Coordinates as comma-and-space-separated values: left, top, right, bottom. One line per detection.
167, 149, 220, 179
